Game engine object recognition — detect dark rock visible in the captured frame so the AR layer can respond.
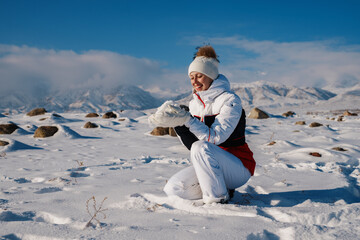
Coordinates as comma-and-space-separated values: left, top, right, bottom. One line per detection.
102, 112, 117, 119
309, 152, 322, 157
0, 140, 9, 146
151, 127, 169, 136
26, 108, 47, 116
309, 122, 323, 127
267, 141, 276, 146
248, 108, 269, 119
0, 123, 19, 134
332, 147, 347, 152
295, 121, 306, 125
84, 122, 98, 128
52, 113, 62, 118
282, 111, 296, 117
151, 127, 177, 137
34, 126, 58, 138
343, 110, 358, 116
85, 113, 99, 118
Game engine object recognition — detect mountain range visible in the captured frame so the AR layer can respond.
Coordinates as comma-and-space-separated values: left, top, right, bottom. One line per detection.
1, 81, 359, 113
0, 85, 162, 113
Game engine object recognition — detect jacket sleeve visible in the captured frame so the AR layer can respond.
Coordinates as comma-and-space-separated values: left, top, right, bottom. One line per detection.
185, 96, 242, 145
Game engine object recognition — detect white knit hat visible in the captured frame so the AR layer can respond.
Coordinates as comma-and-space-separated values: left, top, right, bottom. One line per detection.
188, 56, 219, 80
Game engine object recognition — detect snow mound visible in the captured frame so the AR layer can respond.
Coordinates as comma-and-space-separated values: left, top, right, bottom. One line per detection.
1, 139, 42, 152
112, 193, 258, 217
117, 110, 146, 119
55, 125, 96, 139
35, 211, 72, 225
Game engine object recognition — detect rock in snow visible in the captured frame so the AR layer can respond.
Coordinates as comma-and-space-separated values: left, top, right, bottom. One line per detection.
343, 110, 358, 116
102, 111, 117, 119
83, 122, 98, 128
151, 127, 169, 136
282, 111, 296, 117
309, 122, 323, 127
295, 121, 306, 125
34, 126, 59, 138
248, 108, 269, 119
0, 123, 19, 134
26, 108, 47, 116
0, 140, 9, 146
85, 113, 99, 118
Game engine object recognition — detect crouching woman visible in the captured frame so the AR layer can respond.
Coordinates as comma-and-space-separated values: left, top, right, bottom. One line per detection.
149, 46, 256, 204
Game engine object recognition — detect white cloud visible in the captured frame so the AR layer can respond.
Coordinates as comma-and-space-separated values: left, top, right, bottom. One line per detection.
1, 39, 360, 102
187, 36, 360, 89
0, 44, 187, 98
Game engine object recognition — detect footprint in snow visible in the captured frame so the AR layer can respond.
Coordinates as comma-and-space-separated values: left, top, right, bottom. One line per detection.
34, 187, 62, 194
130, 178, 144, 183
109, 166, 132, 170
67, 166, 88, 172
139, 156, 190, 165
0, 210, 35, 222
69, 172, 90, 178
247, 230, 280, 240
1, 234, 22, 240
14, 177, 31, 184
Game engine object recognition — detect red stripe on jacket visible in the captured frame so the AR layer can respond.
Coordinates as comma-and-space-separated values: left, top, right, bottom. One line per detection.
219, 143, 256, 176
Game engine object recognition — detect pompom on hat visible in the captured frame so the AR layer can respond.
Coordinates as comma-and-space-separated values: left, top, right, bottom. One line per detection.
188, 46, 219, 80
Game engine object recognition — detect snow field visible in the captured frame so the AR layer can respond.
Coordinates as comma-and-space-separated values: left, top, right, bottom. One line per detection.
0, 110, 360, 239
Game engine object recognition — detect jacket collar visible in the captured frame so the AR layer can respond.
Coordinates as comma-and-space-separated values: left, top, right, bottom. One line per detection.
193, 74, 230, 103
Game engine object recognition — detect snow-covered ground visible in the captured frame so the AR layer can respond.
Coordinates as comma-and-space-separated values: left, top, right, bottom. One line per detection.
1, 106, 360, 239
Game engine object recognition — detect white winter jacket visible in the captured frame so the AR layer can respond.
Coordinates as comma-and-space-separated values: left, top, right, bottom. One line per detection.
184, 74, 243, 145
174, 74, 256, 175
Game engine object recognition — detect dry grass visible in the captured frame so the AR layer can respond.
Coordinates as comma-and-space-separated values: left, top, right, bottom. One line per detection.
147, 203, 163, 212
85, 196, 108, 229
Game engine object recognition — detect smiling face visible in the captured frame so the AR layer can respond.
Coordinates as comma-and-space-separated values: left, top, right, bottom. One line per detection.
190, 72, 213, 92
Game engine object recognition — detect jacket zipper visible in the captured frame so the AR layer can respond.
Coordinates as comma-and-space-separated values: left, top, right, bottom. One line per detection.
195, 92, 206, 122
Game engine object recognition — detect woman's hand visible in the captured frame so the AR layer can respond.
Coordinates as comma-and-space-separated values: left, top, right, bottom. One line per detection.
148, 101, 191, 128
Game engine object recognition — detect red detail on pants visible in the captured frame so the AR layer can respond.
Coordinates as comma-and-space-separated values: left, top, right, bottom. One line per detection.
219, 143, 256, 176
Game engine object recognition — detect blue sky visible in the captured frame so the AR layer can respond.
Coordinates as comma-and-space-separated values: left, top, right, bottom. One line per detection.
1, 0, 360, 96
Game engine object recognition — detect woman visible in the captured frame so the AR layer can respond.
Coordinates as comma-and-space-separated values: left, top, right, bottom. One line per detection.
149, 46, 255, 204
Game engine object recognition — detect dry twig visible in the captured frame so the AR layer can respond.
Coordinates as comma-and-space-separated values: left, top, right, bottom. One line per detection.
147, 203, 163, 212
76, 160, 84, 168
85, 196, 108, 229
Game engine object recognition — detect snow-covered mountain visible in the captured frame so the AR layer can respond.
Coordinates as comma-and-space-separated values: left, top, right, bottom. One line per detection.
230, 81, 337, 110
0, 85, 163, 113
2, 80, 359, 114
175, 81, 341, 111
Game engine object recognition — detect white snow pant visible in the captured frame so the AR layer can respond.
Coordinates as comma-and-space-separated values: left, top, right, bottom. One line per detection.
164, 140, 251, 204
